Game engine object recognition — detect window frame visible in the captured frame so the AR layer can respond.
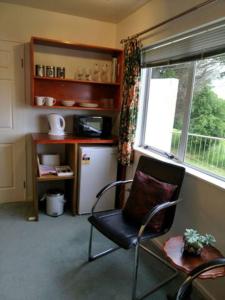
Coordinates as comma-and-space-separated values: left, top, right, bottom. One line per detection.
137, 59, 225, 182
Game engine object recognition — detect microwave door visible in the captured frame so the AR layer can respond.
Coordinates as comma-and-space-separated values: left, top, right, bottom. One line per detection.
84, 119, 102, 136
83, 123, 101, 135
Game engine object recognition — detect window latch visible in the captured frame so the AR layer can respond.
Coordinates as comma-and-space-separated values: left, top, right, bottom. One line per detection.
164, 152, 175, 160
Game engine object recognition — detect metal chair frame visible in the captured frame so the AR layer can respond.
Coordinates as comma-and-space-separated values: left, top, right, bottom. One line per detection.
88, 180, 182, 300
176, 258, 225, 300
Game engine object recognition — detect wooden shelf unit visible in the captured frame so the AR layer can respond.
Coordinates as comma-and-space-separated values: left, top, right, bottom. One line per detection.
30, 36, 123, 111
37, 175, 75, 182
32, 133, 118, 144
31, 104, 119, 111
34, 76, 120, 85
31, 133, 118, 220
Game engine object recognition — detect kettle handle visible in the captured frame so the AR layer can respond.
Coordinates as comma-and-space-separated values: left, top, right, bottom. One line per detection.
59, 116, 65, 130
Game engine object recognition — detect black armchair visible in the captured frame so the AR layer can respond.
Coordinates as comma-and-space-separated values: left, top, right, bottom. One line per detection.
88, 155, 185, 300
176, 258, 225, 300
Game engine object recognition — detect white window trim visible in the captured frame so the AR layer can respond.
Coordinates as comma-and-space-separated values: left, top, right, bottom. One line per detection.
177, 62, 196, 160
136, 37, 225, 186
134, 145, 225, 191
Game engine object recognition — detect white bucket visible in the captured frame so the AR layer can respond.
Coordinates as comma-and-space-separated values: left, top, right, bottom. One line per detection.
41, 190, 66, 217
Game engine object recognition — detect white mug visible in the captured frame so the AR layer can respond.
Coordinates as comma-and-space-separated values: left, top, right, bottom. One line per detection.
45, 97, 56, 106
35, 96, 46, 106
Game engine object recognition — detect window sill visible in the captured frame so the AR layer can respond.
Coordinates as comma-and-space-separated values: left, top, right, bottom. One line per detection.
134, 146, 225, 191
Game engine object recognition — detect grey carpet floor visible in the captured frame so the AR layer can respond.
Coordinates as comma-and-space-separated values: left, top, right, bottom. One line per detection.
0, 203, 205, 300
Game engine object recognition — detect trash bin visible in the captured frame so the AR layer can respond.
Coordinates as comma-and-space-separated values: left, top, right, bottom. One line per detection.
41, 190, 66, 217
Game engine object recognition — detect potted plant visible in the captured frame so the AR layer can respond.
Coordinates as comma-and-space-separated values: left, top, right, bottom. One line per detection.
183, 229, 216, 256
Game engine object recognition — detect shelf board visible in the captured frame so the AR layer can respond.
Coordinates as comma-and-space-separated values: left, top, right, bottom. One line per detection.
31, 36, 123, 55
32, 133, 118, 145
34, 76, 120, 86
31, 104, 119, 111
37, 174, 74, 182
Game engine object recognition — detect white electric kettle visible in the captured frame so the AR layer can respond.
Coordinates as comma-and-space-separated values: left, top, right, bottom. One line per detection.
47, 114, 65, 136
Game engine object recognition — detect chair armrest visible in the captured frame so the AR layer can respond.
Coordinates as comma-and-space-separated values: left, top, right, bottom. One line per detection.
138, 199, 182, 239
176, 258, 225, 300
91, 179, 133, 214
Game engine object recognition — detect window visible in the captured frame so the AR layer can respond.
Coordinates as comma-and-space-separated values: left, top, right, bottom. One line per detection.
139, 22, 225, 180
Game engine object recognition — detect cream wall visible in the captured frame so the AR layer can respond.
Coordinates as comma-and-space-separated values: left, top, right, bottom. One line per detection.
117, 0, 225, 299
116, 0, 225, 46
1, 0, 225, 297
0, 2, 116, 46
0, 2, 117, 202
0, 2, 117, 126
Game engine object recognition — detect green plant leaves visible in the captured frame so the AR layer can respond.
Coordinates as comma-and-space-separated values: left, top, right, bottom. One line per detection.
184, 228, 216, 250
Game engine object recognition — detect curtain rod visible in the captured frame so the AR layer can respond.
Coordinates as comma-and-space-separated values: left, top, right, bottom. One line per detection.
120, 0, 217, 43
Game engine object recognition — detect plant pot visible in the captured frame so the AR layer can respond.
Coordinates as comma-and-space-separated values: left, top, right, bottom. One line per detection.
183, 240, 202, 256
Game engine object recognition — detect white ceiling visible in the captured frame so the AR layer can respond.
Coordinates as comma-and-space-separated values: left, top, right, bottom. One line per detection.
0, 0, 150, 23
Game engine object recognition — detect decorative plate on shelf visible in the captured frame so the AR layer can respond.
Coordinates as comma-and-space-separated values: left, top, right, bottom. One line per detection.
79, 103, 99, 108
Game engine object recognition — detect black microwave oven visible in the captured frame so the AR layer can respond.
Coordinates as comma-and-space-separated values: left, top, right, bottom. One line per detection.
73, 116, 112, 138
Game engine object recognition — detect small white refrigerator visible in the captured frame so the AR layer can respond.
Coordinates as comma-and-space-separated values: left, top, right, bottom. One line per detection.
78, 146, 118, 214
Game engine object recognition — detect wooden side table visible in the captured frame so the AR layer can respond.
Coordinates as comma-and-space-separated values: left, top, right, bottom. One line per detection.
163, 236, 225, 279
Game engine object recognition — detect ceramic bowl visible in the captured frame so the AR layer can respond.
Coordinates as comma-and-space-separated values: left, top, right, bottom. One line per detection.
61, 100, 75, 107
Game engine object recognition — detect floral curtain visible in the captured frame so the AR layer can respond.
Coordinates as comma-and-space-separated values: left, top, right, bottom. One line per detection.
118, 38, 142, 166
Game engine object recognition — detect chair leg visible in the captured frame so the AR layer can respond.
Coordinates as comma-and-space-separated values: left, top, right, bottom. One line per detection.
132, 243, 179, 300
132, 243, 140, 300
88, 225, 94, 261
88, 224, 120, 262
88, 227, 178, 299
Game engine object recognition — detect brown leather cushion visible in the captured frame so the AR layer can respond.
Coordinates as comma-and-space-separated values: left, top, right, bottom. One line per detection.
123, 170, 177, 232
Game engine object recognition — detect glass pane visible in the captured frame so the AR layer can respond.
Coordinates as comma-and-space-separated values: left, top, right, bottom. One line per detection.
144, 63, 193, 156
185, 54, 225, 178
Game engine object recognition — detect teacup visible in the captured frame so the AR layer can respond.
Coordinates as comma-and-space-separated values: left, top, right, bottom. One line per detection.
35, 96, 46, 106
45, 97, 56, 106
